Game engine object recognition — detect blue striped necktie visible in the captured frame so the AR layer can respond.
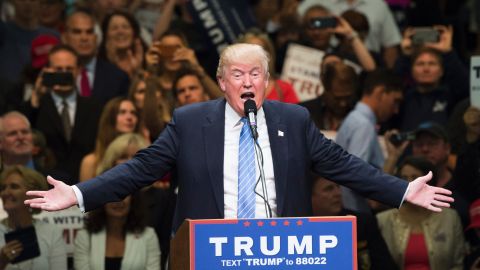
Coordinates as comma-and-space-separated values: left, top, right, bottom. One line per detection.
237, 117, 256, 218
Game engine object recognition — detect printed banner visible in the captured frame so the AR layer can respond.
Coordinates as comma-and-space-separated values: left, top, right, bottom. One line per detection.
191, 216, 357, 270
35, 207, 86, 256
187, 0, 257, 54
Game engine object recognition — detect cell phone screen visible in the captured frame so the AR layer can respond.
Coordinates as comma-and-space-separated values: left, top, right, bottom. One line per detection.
42, 72, 74, 87
309, 17, 337, 29
411, 28, 440, 45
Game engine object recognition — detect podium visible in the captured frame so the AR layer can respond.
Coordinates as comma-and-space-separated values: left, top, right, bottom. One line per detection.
170, 217, 357, 270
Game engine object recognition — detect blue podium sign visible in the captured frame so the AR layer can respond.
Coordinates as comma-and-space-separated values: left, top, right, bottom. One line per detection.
189, 217, 357, 270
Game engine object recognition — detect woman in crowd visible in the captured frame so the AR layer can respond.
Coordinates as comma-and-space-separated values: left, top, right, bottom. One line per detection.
98, 10, 147, 78
394, 26, 469, 131
74, 133, 160, 270
377, 156, 465, 270
144, 30, 222, 110
238, 28, 299, 103
128, 71, 170, 142
0, 166, 66, 269
79, 97, 139, 181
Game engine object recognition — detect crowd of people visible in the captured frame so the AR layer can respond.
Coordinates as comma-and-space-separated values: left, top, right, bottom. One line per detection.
0, 0, 479, 269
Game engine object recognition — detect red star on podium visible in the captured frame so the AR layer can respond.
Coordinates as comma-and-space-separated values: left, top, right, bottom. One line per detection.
270, 221, 277, 226
283, 220, 290, 226
257, 221, 264, 227
243, 221, 251, 227
296, 220, 303, 226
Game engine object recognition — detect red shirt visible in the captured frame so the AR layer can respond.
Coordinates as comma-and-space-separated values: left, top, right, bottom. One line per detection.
405, 233, 430, 270
266, 79, 299, 104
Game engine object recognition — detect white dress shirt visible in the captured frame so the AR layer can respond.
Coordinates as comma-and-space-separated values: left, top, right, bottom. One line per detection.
223, 102, 277, 218
51, 91, 76, 125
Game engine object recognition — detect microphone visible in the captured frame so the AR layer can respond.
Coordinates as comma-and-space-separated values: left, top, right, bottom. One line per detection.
243, 99, 258, 140
243, 99, 272, 218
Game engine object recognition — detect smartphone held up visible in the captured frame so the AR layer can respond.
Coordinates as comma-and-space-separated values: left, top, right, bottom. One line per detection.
42, 72, 74, 88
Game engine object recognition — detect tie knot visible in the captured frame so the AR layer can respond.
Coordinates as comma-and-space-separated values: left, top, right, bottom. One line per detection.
62, 99, 68, 107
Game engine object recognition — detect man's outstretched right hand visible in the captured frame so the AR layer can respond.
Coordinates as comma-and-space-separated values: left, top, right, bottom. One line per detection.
24, 176, 78, 211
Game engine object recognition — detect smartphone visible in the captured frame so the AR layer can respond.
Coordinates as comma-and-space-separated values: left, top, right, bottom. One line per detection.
309, 17, 337, 29
157, 44, 179, 58
411, 27, 440, 45
42, 72, 74, 87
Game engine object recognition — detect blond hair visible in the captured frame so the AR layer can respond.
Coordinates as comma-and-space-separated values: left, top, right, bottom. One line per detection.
0, 166, 48, 214
216, 43, 270, 79
96, 133, 149, 175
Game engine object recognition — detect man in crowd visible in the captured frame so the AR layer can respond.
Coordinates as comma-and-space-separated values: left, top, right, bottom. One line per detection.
0, 0, 59, 84
0, 111, 35, 169
62, 10, 129, 104
21, 44, 100, 184
173, 67, 210, 107
335, 69, 405, 213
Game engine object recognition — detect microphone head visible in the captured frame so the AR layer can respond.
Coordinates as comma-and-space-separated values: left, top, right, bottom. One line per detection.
244, 99, 257, 116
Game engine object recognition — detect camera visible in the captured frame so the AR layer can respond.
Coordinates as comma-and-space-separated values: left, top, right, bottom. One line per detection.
389, 132, 415, 146
157, 44, 179, 58
42, 72, 74, 87
309, 17, 337, 29
411, 27, 440, 45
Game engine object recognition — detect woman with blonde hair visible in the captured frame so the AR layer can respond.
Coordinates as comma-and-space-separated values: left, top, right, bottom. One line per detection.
75, 133, 160, 270
79, 97, 139, 181
0, 166, 66, 269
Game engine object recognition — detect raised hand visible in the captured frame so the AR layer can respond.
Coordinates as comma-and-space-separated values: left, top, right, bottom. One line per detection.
425, 25, 453, 53
405, 171, 453, 212
24, 176, 78, 212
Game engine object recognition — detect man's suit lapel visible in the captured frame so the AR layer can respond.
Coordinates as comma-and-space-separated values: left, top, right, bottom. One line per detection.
203, 99, 226, 216
263, 101, 288, 216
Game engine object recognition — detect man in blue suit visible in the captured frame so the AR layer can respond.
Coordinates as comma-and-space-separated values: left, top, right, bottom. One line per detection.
25, 44, 453, 232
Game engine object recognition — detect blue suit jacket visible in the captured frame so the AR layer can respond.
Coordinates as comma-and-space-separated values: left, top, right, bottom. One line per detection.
77, 98, 408, 231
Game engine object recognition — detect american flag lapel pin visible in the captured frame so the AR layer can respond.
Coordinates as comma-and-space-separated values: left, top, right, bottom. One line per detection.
278, 130, 284, 137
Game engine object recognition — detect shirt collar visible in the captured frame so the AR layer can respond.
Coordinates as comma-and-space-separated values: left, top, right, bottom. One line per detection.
225, 101, 265, 128
84, 57, 97, 72
51, 90, 77, 107
355, 101, 377, 124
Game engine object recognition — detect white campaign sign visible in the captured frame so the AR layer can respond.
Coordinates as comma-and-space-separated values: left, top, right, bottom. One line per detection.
470, 56, 480, 108
281, 44, 325, 102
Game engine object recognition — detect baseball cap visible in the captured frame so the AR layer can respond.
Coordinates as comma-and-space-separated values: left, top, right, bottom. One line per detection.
414, 122, 449, 142
31, 34, 60, 69
467, 199, 480, 230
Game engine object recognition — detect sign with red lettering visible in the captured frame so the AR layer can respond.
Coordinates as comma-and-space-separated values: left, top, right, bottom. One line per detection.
281, 44, 325, 102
